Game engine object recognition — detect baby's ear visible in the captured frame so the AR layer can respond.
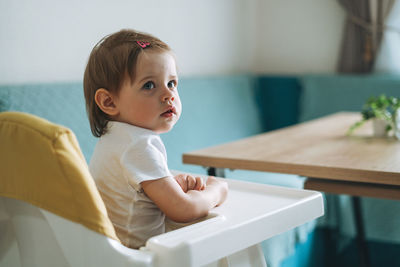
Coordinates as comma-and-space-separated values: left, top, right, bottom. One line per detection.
94, 88, 119, 116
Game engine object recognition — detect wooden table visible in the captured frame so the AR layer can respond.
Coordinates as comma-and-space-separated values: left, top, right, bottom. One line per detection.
183, 112, 400, 199
183, 112, 400, 267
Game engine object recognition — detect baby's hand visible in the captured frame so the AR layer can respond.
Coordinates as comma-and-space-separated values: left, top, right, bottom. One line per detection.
206, 176, 228, 206
174, 174, 205, 193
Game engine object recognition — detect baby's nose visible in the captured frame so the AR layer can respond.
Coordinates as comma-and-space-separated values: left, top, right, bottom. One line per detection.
162, 94, 174, 103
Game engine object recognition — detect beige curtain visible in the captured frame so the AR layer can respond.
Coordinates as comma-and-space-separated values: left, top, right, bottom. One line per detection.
374, 0, 400, 73
337, 0, 394, 73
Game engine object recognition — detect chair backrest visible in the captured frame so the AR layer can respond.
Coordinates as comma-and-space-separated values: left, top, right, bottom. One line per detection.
0, 112, 154, 267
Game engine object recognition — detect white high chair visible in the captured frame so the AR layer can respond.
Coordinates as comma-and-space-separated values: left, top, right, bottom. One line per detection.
0, 112, 324, 267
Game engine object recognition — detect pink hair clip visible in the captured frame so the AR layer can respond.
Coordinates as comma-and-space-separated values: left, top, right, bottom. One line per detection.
136, 41, 151, 48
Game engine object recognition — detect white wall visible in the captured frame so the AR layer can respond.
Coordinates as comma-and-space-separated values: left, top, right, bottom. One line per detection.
253, 0, 345, 74
0, 0, 345, 84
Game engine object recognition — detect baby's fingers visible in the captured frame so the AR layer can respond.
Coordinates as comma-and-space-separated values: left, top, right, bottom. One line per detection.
194, 176, 205, 191
174, 174, 188, 192
186, 175, 196, 191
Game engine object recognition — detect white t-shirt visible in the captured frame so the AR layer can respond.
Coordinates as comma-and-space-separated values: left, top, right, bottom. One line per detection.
89, 121, 172, 248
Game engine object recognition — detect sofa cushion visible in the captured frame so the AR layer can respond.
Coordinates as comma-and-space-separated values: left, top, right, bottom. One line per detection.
299, 74, 400, 122
162, 75, 263, 172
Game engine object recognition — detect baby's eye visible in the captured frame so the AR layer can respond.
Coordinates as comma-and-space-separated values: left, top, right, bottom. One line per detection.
143, 81, 155, 90
168, 80, 177, 89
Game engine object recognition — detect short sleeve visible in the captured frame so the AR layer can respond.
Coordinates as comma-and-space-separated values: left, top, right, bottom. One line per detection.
120, 134, 172, 192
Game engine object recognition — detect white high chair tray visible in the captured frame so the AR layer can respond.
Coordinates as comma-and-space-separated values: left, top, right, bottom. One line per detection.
146, 178, 324, 266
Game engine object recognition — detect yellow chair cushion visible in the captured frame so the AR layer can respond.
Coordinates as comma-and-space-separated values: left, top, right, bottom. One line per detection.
0, 112, 119, 241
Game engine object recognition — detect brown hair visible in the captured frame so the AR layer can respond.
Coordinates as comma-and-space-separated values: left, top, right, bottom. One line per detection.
83, 29, 171, 137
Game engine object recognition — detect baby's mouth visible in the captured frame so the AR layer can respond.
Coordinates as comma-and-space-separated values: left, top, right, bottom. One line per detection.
161, 106, 176, 117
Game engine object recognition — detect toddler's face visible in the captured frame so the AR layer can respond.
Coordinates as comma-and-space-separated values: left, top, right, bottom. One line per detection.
113, 50, 181, 134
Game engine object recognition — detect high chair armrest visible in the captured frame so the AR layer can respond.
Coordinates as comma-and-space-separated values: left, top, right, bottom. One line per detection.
146, 178, 324, 267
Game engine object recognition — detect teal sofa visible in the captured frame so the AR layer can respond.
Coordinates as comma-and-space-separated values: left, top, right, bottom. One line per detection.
1, 74, 400, 267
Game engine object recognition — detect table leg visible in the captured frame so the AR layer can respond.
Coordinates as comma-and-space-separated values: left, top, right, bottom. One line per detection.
304, 179, 372, 266
352, 196, 370, 267
207, 167, 225, 178
323, 194, 340, 267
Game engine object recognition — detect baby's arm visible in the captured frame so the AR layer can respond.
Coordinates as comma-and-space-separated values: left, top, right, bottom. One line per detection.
141, 176, 228, 223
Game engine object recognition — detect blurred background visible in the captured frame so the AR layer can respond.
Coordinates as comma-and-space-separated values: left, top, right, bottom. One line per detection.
1, 1, 399, 267
0, 0, 344, 84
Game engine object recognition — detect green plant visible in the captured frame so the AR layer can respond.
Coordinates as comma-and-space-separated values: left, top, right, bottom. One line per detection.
347, 94, 400, 135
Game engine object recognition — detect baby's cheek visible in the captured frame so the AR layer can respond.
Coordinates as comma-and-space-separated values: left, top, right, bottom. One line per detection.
176, 100, 183, 116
